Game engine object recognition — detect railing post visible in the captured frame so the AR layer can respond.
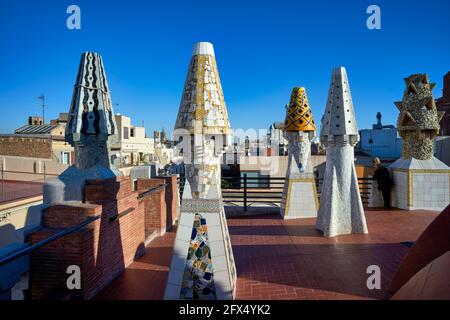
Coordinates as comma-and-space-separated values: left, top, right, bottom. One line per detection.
0, 161, 4, 198
243, 173, 247, 212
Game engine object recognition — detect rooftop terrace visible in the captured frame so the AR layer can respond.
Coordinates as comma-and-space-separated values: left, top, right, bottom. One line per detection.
97, 207, 437, 300
0, 180, 43, 205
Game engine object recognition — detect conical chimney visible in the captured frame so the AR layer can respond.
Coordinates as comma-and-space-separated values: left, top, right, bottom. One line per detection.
320, 67, 359, 146
175, 42, 231, 135
284, 87, 316, 132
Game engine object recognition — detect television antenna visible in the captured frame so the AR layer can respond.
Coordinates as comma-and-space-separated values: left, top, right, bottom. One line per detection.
37, 95, 46, 124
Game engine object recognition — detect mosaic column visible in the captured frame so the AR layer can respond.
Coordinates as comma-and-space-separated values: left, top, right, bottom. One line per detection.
164, 42, 236, 300
316, 67, 368, 237
280, 87, 319, 219
43, 52, 121, 205
389, 74, 449, 211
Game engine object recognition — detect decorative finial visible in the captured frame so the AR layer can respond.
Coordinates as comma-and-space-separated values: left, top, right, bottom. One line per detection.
175, 42, 230, 135
395, 73, 444, 160
65, 52, 118, 169
284, 87, 316, 132
320, 67, 359, 146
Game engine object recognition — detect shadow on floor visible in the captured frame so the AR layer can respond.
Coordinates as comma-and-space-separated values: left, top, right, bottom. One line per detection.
232, 242, 408, 300
96, 209, 436, 300
225, 206, 281, 219
96, 236, 175, 300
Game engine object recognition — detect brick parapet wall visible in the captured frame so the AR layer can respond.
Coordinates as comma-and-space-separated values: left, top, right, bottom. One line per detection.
28, 176, 145, 300
135, 175, 179, 238
137, 179, 167, 236
159, 175, 180, 228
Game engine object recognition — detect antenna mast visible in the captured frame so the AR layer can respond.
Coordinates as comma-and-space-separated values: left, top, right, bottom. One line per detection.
38, 95, 46, 124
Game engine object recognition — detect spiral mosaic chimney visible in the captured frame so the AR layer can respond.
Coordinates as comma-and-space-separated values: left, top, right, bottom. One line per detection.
316, 67, 368, 237
280, 87, 319, 219
164, 42, 236, 300
43, 52, 121, 205
66, 52, 119, 169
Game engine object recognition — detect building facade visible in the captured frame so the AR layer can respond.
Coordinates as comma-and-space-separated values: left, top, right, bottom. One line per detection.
111, 114, 155, 166
436, 71, 450, 136
358, 113, 403, 160
267, 122, 288, 156
1, 115, 74, 165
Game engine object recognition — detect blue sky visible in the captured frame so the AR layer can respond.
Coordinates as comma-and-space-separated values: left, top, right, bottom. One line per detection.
0, 0, 449, 136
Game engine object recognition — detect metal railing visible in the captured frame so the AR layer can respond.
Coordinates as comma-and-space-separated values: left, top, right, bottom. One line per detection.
222, 175, 284, 210
0, 184, 166, 268
137, 183, 166, 200
315, 177, 372, 207
0, 215, 100, 268
221, 174, 373, 211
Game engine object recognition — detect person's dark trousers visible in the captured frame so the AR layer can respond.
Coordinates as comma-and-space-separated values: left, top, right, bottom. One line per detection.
382, 188, 391, 209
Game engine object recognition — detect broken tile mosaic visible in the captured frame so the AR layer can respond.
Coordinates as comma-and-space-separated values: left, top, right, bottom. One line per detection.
179, 212, 217, 300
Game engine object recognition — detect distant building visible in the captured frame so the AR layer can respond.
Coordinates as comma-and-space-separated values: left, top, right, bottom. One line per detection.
158, 128, 167, 144
154, 145, 175, 166
154, 128, 167, 145
223, 141, 244, 165
111, 114, 155, 166
436, 71, 450, 136
267, 122, 288, 156
1, 113, 160, 169
49, 112, 68, 126
27, 116, 43, 126
154, 130, 162, 143
358, 112, 403, 160
0, 115, 73, 182
0, 117, 74, 165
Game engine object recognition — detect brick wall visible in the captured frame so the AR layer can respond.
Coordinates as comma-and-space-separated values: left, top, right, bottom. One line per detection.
0, 136, 53, 158
160, 175, 180, 228
136, 175, 179, 237
137, 179, 167, 237
437, 71, 450, 136
443, 71, 450, 102
28, 177, 145, 300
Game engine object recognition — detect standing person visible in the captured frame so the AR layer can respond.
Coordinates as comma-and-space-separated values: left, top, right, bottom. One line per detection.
372, 157, 392, 209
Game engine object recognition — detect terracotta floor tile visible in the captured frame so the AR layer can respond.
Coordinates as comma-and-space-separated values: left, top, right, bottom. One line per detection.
97, 207, 438, 300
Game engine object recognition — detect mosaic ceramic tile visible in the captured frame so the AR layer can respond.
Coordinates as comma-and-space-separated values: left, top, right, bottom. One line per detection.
281, 87, 318, 219
181, 199, 222, 213
284, 87, 316, 132
43, 52, 121, 206
316, 67, 368, 237
66, 52, 119, 168
394, 74, 444, 160
175, 44, 230, 135
179, 213, 217, 300
166, 42, 236, 300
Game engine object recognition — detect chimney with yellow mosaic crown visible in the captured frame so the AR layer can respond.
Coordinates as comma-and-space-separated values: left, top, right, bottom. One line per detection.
280, 87, 319, 219
284, 87, 316, 132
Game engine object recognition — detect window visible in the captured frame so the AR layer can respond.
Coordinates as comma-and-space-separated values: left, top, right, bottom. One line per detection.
124, 127, 129, 139
130, 128, 135, 138
60, 151, 70, 165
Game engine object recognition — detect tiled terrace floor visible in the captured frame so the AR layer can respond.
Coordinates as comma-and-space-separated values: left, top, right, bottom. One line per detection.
0, 180, 43, 203
97, 207, 438, 300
